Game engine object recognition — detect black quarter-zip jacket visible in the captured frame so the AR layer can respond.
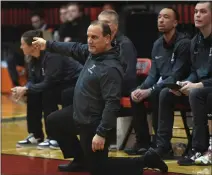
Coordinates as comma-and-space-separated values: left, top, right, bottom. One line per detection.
112, 32, 137, 93
26, 51, 83, 93
139, 31, 191, 90
46, 41, 124, 137
186, 33, 212, 87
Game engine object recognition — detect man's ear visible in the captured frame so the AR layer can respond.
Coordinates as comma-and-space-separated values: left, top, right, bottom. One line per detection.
173, 20, 178, 28
114, 24, 118, 33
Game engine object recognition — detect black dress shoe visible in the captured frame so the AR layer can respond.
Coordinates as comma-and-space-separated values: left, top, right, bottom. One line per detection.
142, 147, 168, 173
58, 161, 87, 172
124, 143, 150, 155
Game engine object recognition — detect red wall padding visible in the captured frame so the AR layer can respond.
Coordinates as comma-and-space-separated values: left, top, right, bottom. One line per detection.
1, 5, 195, 26
1, 7, 102, 26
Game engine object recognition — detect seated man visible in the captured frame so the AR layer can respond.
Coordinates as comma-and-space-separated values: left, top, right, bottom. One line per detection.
12, 30, 82, 149
98, 10, 137, 96
151, 1, 212, 165
125, 7, 191, 155
32, 21, 168, 175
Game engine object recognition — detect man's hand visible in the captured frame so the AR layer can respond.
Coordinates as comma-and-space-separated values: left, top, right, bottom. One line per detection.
180, 82, 202, 96
64, 37, 71, 42
32, 37, 47, 50
131, 89, 141, 102
177, 81, 190, 87
131, 89, 151, 102
92, 134, 105, 152
11, 86, 27, 102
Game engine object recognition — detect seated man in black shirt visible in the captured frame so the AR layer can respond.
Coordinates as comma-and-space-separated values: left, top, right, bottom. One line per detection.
174, 1, 212, 165
98, 10, 137, 96
12, 30, 82, 150
125, 7, 191, 155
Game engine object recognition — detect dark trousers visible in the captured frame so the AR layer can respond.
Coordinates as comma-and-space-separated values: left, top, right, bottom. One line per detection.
27, 84, 74, 139
157, 87, 212, 152
47, 106, 144, 175
130, 88, 162, 146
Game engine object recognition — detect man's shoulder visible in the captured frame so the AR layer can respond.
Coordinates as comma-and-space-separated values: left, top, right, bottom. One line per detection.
175, 32, 191, 45
116, 33, 133, 45
191, 34, 198, 44
153, 36, 163, 47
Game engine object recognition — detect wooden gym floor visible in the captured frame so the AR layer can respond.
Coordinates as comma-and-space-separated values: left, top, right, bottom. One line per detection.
1, 94, 211, 175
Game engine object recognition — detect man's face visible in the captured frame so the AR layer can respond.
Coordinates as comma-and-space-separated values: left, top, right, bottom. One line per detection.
157, 8, 177, 33
87, 25, 110, 54
31, 15, 43, 29
67, 5, 81, 21
98, 14, 118, 36
194, 2, 212, 29
60, 8, 68, 23
20, 38, 35, 56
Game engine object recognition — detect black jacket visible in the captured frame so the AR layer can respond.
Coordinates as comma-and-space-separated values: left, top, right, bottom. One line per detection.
112, 32, 137, 95
46, 41, 124, 137
186, 33, 212, 87
26, 51, 82, 93
139, 31, 191, 90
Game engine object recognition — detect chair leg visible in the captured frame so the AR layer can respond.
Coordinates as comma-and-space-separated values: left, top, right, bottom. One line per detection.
119, 120, 133, 150
181, 111, 192, 156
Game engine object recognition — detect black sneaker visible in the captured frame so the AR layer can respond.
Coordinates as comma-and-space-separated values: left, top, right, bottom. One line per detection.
178, 150, 203, 166
142, 147, 168, 173
161, 149, 174, 160
124, 143, 149, 155
16, 134, 43, 148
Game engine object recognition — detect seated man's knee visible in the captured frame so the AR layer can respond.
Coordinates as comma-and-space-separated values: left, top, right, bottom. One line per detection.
188, 88, 200, 102
159, 88, 173, 102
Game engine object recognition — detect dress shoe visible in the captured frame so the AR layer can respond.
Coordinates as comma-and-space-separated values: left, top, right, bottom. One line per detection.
58, 161, 87, 172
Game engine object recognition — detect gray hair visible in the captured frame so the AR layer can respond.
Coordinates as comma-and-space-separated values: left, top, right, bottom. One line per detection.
98, 10, 119, 24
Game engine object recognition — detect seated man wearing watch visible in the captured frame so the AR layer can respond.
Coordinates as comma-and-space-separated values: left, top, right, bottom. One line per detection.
124, 7, 191, 155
